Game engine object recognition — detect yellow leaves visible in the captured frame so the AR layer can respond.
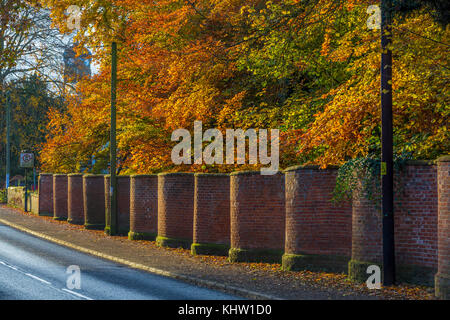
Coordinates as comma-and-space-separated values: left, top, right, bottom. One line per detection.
321, 31, 332, 57
38, 0, 448, 173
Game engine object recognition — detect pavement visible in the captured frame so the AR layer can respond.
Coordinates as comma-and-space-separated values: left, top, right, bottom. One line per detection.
0, 205, 435, 300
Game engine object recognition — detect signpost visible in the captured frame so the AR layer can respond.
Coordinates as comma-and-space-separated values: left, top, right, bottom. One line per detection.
6, 91, 11, 189
20, 151, 34, 212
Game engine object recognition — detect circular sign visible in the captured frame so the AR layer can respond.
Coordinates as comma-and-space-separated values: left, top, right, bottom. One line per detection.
20, 153, 34, 168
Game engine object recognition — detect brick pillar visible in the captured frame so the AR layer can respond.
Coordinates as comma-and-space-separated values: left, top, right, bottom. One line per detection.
83, 174, 105, 230
38, 173, 53, 216
436, 156, 450, 299
191, 173, 230, 256
53, 174, 68, 221
67, 174, 84, 225
229, 171, 285, 263
348, 175, 382, 282
105, 175, 131, 235
129, 175, 158, 240
157, 173, 194, 249
282, 165, 352, 273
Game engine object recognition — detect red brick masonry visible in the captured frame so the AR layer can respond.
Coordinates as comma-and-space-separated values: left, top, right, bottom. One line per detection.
83, 175, 105, 230
229, 172, 285, 262
117, 176, 130, 235
53, 174, 68, 221
192, 173, 230, 255
67, 174, 84, 225
129, 175, 158, 240
38, 159, 448, 296
157, 173, 195, 248
104, 175, 131, 235
349, 162, 439, 285
38, 173, 53, 216
283, 165, 352, 272
436, 157, 450, 299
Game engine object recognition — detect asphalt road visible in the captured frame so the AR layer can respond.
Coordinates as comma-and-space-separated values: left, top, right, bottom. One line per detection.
0, 223, 240, 300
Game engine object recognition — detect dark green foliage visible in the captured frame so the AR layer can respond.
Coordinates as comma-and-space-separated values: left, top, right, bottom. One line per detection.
393, 0, 449, 26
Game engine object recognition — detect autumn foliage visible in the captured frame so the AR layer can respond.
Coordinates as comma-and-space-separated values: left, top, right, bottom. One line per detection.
38, 0, 449, 173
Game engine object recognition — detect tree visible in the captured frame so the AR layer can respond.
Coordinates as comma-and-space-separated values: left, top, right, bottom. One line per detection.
38, 0, 449, 173
0, 75, 63, 182
0, 0, 69, 94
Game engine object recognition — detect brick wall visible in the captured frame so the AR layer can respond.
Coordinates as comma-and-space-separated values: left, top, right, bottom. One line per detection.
68, 174, 84, 225
83, 175, 105, 230
229, 172, 285, 262
436, 156, 450, 299
117, 176, 130, 235
104, 175, 130, 234
349, 162, 439, 285
36, 159, 446, 290
104, 175, 111, 231
157, 173, 195, 248
38, 174, 53, 216
53, 174, 68, 221
129, 175, 158, 240
283, 166, 352, 272
350, 177, 383, 264
395, 163, 438, 284
192, 173, 230, 255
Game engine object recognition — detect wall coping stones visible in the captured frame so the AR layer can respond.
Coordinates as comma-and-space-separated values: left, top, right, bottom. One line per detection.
129, 174, 158, 178
404, 160, 436, 165
283, 164, 339, 172
194, 173, 230, 177
230, 170, 262, 176
157, 172, 195, 177
437, 155, 450, 163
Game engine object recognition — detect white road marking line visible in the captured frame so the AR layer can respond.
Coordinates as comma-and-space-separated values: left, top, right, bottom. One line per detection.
25, 273, 52, 285
0, 260, 18, 270
61, 288, 93, 300
1, 259, 93, 300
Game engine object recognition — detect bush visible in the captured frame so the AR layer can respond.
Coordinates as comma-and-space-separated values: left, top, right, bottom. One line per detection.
0, 189, 7, 204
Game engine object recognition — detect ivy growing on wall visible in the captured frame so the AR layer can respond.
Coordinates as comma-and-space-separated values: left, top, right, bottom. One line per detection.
332, 153, 413, 209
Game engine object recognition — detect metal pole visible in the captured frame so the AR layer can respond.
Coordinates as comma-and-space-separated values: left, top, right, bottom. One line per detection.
24, 168, 28, 212
6, 90, 10, 189
381, 0, 395, 286
109, 42, 118, 235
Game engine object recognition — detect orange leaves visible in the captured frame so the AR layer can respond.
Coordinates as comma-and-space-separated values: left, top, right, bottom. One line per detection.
37, 1, 448, 174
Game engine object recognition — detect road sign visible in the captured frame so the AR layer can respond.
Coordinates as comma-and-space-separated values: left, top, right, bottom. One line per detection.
20, 152, 34, 168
